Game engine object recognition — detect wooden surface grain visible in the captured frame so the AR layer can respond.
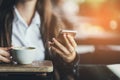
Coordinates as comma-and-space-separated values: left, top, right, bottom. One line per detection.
0, 60, 53, 72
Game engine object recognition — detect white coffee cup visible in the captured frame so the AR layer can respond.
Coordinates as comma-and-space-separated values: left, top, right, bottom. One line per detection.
11, 47, 36, 64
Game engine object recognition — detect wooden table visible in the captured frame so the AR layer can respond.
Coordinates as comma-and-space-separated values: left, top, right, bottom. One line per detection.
0, 60, 53, 80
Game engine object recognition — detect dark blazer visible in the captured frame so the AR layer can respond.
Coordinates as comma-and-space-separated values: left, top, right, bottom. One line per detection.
0, 12, 80, 80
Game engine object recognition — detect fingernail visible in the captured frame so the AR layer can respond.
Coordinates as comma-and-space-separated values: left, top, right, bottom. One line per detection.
52, 38, 55, 41
64, 34, 66, 37
67, 34, 70, 37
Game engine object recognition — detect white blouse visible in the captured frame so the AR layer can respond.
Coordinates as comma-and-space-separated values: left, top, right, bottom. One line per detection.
12, 7, 45, 61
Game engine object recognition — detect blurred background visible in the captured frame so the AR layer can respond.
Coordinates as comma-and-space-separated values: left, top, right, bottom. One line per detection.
52, 0, 120, 64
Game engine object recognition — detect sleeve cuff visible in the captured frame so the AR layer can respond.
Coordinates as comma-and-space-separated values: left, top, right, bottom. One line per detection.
63, 53, 80, 69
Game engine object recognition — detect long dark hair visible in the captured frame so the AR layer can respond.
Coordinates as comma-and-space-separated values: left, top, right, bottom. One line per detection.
0, 0, 62, 47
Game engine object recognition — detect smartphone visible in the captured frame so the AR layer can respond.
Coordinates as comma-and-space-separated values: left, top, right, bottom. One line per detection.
59, 30, 77, 38
57, 30, 77, 44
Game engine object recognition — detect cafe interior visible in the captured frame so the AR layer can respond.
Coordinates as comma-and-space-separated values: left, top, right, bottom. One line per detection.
53, 0, 120, 80
0, 0, 120, 80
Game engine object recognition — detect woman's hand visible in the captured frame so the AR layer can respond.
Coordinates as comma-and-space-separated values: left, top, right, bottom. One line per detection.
0, 47, 11, 63
49, 34, 77, 63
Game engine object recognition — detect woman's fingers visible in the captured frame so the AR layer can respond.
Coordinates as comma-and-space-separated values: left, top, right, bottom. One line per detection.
52, 38, 70, 55
51, 46, 76, 63
51, 46, 66, 58
0, 49, 10, 57
51, 46, 75, 62
67, 34, 77, 48
0, 55, 10, 63
50, 36, 77, 63
0, 48, 11, 63
0, 47, 11, 51
63, 34, 75, 53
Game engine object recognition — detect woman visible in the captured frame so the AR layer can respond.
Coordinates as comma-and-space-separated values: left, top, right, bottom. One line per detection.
0, 0, 80, 80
